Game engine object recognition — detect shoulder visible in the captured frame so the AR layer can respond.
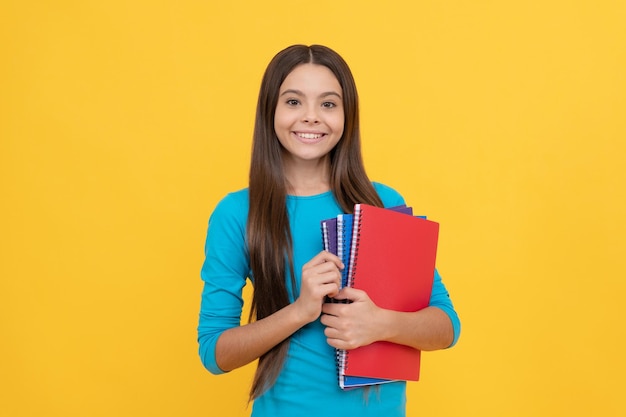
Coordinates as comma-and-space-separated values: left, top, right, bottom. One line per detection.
208, 188, 249, 229
372, 182, 406, 207
214, 188, 249, 212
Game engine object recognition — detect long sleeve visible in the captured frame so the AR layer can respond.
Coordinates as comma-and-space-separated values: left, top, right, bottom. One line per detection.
197, 191, 250, 374
429, 269, 461, 347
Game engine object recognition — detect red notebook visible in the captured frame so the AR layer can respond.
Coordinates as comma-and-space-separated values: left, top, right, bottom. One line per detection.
342, 204, 439, 381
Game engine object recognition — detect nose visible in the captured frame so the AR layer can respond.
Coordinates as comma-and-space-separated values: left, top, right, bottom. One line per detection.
302, 106, 320, 124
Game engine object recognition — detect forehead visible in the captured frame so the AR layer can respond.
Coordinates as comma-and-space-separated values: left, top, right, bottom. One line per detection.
280, 64, 342, 93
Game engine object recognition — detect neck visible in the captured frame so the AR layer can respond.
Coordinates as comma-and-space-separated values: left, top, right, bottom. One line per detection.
282, 155, 332, 196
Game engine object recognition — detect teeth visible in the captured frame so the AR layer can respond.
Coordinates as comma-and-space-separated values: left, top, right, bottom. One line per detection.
297, 132, 323, 139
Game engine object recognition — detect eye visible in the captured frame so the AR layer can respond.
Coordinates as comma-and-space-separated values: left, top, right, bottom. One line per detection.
322, 101, 337, 108
286, 99, 300, 106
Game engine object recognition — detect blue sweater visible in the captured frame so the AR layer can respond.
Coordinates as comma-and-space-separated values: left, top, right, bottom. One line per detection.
198, 183, 461, 416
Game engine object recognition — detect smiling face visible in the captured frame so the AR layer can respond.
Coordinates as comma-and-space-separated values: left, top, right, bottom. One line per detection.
274, 63, 344, 168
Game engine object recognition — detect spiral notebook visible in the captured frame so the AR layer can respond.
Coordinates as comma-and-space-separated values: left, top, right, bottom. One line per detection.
341, 203, 439, 382
321, 205, 417, 388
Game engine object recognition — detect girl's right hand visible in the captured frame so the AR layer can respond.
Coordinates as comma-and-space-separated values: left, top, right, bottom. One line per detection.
294, 251, 344, 324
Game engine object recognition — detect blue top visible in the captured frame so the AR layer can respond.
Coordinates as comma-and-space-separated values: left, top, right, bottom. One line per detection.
198, 183, 461, 416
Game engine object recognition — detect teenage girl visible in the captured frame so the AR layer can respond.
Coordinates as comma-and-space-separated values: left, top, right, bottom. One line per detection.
198, 44, 461, 417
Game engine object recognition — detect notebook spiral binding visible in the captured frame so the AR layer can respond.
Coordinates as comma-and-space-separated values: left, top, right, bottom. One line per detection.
337, 216, 345, 287
321, 222, 329, 253
347, 204, 363, 288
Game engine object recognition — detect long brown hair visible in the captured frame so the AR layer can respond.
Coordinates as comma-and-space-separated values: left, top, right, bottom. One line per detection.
247, 44, 383, 400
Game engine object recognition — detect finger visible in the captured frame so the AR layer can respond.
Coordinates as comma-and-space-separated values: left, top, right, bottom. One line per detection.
304, 251, 344, 270
322, 282, 340, 298
321, 302, 342, 316
324, 328, 359, 350
321, 303, 334, 316
304, 276, 339, 295
304, 268, 341, 288
323, 325, 344, 341
333, 286, 366, 302
326, 338, 358, 351
325, 338, 341, 349
320, 312, 336, 327
310, 260, 343, 276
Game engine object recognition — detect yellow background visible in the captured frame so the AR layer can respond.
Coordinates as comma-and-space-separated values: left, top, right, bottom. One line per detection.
2, 1, 625, 416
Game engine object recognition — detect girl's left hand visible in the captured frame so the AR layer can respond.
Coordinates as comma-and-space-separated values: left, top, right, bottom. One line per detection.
320, 287, 386, 350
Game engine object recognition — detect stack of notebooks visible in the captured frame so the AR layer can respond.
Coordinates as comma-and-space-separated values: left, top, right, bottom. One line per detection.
320, 204, 439, 389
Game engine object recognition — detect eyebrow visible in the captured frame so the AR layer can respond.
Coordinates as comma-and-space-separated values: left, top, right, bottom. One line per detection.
279, 89, 342, 99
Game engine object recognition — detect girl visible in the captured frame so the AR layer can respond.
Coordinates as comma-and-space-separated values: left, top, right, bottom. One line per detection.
198, 44, 460, 416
